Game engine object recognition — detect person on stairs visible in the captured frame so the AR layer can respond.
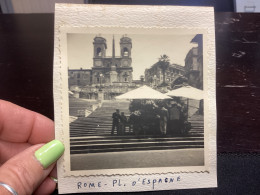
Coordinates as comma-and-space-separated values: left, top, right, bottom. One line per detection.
111, 109, 120, 135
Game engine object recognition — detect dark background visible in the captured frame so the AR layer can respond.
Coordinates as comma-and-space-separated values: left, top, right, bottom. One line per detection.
0, 0, 260, 194
89, 0, 235, 12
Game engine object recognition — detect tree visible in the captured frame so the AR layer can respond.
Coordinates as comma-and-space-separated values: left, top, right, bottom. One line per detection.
157, 55, 170, 85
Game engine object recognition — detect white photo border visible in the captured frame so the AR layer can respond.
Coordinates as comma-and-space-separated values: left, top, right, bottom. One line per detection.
53, 4, 217, 193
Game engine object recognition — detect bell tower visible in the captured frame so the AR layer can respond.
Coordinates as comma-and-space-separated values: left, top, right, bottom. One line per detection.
120, 36, 132, 58
120, 35, 132, 68
93, 36, 107, 67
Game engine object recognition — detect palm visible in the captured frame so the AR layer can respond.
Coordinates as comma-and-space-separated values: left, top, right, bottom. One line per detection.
158, 54, 170, 84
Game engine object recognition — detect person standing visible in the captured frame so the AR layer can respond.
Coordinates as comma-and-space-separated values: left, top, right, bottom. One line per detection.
111, 109, 120, 135
119, 112, 127, 135
160, 107, 169, 135
168, 104, 181, 134
129, 111, 141, 135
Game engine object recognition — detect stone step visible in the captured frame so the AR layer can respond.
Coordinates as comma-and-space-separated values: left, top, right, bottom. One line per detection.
70, 135, 203, 140
70, 133, 204, 138
71, 120, 118, 124
70, 130, 204, 136
71, 136, 203, 143
70, 125, 204, 130
71, 143, 204, 154
70, 119, 204, 125
71, 139, 203, 147
70, 128, 204, 137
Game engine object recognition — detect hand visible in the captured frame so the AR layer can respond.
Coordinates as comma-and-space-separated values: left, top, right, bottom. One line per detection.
0, 100, 64, 195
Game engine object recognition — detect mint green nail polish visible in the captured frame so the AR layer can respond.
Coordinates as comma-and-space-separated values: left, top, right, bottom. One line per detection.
35, 140, 64, 169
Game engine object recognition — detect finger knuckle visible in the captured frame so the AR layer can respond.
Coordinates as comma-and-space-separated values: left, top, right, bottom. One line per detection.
7, 162, 35, 194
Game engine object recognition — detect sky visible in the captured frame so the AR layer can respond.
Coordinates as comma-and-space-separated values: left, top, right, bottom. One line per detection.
67, 33, 198, 80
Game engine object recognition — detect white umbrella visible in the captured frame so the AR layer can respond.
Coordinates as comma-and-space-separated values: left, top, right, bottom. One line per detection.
166, 86, 203, 100
166, 86, 203, 118
115, 85, 172, 100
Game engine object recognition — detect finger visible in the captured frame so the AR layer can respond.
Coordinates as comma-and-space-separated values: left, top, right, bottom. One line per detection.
0, 140, 32, 165
34, 166, 57, 195
0, 140, 64, 195
0, 100, 54, 144
34, 176, 57, 195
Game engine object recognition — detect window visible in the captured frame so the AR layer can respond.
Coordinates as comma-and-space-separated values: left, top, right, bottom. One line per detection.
77, 73, 80, 78
123, 47, 129, 56
96, 47, 102, 56
125, 77, 128, 82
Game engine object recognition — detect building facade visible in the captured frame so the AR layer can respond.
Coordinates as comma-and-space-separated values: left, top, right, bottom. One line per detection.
184, 34, 203, 89
68, 68, 92, 87
145, 63, 185, 88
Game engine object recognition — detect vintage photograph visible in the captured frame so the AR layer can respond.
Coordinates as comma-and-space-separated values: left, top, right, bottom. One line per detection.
67, 33, 205, 171
54, 4, 216, 193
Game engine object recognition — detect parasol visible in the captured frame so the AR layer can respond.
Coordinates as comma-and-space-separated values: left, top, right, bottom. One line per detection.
166, 86, 203, 100
166, 86, 203, 118
115, 85, 172, 100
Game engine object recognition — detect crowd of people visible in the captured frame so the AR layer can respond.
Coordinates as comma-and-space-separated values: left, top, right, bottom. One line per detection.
111, 109, 128, 135
111, 102, 190, 136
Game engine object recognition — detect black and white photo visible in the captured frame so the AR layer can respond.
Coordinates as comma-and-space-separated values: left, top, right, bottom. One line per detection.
67, 33, 205, 171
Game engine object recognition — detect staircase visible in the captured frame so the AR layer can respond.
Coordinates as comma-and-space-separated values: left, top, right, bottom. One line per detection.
70, 100, 204, 154
70, 135, 204, 154
188, 114, 204, 137
70, 100, 131, 137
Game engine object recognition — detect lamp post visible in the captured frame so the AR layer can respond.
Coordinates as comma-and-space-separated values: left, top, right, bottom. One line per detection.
99, 73, 103, 91
98, 73, 104, 101
100, 73, 103, 85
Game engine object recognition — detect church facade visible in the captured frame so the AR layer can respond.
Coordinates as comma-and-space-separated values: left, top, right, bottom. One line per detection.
68, 35, 136, 100
92, 36, 133, 85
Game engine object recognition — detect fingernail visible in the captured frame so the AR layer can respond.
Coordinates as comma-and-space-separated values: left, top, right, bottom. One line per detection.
35, 140, 64, 169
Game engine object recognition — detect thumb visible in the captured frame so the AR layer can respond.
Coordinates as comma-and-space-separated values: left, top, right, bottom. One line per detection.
0, 140, 64, 195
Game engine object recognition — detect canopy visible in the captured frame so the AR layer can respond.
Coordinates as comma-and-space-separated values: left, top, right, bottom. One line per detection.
166, 86, 203, 100
115, 85, 172, 100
